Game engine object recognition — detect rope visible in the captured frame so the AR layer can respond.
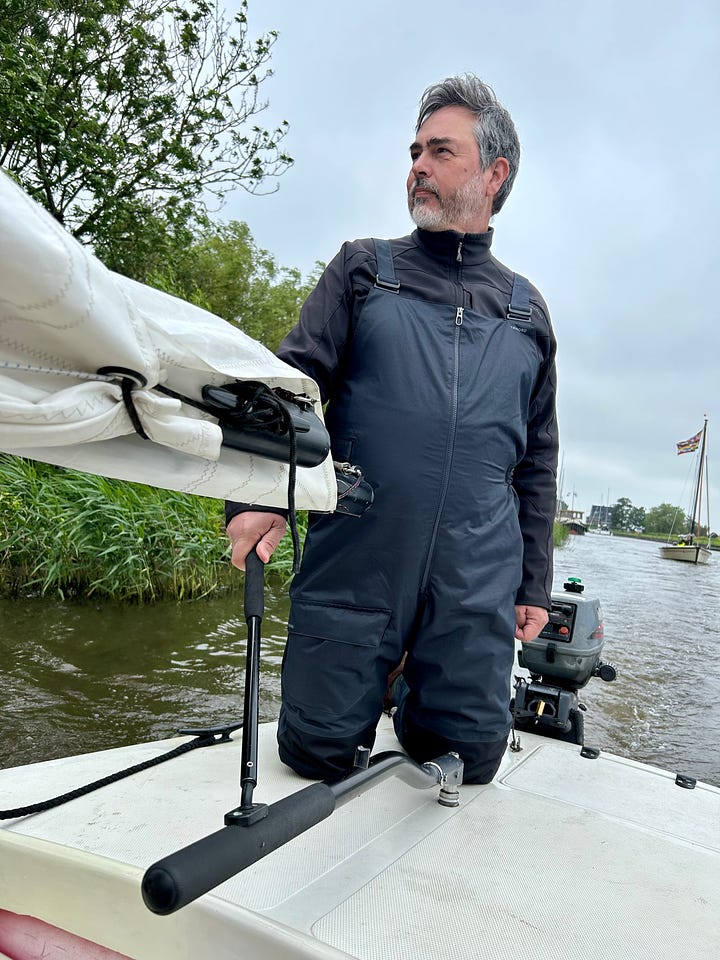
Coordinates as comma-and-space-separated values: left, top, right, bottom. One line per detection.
286, 410, 301, 573
125, 379, 303, 571
3, 359, 306, 572
0, 727, 239, 820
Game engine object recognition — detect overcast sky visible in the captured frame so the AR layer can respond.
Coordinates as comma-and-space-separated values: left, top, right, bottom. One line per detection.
223, 0, 719, 521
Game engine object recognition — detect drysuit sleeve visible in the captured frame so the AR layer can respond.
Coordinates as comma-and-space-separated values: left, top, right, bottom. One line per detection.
512, 302, 559, 609
225, 243, 368, 524
275, 243, 370, 403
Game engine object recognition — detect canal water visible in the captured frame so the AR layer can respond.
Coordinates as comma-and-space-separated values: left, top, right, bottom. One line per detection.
1, 535, 719, 786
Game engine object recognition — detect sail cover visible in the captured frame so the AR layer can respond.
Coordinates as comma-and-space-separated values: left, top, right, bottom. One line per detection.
0, 172, 336, 511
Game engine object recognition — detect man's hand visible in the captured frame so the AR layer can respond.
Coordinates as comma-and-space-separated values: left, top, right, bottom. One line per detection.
514, 604, 549, 643
226, 512, 287, 570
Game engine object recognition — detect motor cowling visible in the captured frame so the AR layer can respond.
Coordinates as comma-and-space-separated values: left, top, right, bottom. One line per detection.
517, 578, 612, 690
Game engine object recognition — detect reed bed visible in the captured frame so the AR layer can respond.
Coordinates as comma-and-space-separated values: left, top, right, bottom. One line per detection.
0, 455, 302, 602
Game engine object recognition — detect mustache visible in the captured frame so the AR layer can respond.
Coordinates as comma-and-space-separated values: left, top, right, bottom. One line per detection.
409, 178, 439, 200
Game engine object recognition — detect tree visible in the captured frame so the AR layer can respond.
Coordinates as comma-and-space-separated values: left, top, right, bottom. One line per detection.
644, 503, 690, 535
629, 505, 646, 532
149, 220, 322, 350
610, 497, 634, 531
0, 0, 292, 277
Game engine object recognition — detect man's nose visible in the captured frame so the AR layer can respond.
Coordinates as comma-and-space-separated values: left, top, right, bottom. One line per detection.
411, 151, 430, 178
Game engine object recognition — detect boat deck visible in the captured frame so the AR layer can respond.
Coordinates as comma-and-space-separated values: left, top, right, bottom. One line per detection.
1, 718, 719, 960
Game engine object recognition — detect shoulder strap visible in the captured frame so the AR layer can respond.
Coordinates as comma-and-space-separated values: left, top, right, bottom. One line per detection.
373, 239, 400, 293
507, 273, 534, 335
507, 273, 532, 320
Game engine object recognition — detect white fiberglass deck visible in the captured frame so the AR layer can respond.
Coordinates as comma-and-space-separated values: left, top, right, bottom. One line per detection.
1, 718, 719, 960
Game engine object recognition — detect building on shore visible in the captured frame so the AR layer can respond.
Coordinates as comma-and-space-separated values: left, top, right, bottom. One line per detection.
587, 504, 612, 529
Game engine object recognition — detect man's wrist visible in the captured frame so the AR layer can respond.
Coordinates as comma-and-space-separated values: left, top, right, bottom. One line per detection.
225, 501, 289, 527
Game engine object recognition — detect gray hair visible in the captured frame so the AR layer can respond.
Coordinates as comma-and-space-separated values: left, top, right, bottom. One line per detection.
416, 74, 520, 215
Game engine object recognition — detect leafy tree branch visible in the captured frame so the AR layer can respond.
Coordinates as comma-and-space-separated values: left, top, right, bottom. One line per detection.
0, 0, 292, 260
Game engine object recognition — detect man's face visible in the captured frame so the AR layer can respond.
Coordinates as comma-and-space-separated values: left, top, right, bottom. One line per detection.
407, 105, 495, 233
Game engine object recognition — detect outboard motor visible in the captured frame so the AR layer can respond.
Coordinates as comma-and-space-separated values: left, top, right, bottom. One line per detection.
512, 578, 616, 745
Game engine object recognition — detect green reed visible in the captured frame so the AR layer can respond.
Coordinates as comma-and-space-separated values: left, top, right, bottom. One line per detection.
553, 522, 571, 548
0, 455, 303, 602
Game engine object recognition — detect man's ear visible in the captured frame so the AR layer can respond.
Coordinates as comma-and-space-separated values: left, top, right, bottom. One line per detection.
485, 157, 510, 198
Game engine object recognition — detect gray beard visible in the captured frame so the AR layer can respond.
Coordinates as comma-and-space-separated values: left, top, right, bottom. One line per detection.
409, 175, 485, 231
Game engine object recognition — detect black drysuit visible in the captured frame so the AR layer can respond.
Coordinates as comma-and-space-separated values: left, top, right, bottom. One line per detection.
227, 227, 558, 782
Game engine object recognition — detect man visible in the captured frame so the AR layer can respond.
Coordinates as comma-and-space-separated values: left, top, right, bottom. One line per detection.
226, 74, 558, 784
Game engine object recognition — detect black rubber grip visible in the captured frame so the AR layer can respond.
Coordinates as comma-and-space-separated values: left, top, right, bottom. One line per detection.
141, 782, 336, 914
243, 548, 265, 621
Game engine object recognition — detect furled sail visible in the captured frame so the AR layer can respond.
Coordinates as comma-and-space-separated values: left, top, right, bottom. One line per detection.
0, 172, 335, 511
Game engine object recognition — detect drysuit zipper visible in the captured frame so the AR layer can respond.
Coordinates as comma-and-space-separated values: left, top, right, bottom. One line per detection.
420, 306, 463, 591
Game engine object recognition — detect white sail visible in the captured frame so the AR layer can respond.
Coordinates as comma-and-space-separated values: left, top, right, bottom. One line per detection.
0, 172, 335, 510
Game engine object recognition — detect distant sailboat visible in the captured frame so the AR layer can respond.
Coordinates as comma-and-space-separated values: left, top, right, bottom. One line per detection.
660, 418, 712, 564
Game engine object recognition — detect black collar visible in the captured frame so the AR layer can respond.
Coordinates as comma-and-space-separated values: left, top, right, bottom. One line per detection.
413, 227, 494, 265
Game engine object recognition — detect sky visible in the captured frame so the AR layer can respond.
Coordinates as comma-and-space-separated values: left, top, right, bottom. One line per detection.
221, 0, 720, 522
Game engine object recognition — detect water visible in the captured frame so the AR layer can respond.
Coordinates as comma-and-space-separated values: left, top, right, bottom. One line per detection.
0, 589, 290, 770
553, 535, 720, 784
1, 535, 719, 786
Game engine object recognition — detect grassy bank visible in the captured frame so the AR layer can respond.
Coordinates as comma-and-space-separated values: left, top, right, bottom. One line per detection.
0, 456, 310, 600
0, 457, 315, 601
608, 529, 720, 549
0, 456, 237, 600
0, 455, 315, 601
0, 456, 307, 600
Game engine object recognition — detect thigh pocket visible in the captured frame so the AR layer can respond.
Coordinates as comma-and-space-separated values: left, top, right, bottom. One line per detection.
283, 601, 392, 726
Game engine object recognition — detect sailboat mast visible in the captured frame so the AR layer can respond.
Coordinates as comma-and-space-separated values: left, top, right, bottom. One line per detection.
689, 418, 708, 536
704, 449, 711, 545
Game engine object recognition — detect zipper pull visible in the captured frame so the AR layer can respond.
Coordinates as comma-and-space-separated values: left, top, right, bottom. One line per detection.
456, 240, 463, 263
455, 307, 464, 326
